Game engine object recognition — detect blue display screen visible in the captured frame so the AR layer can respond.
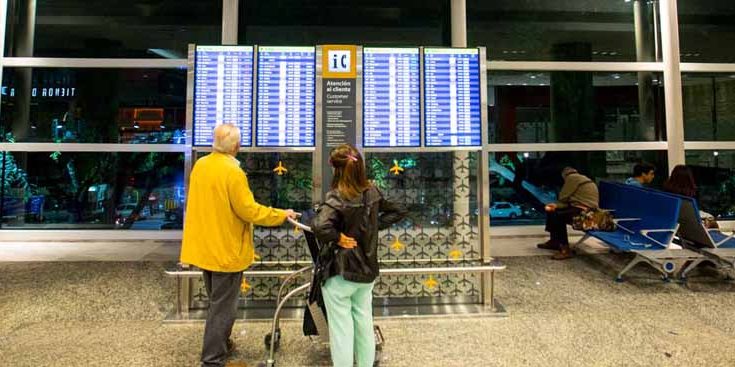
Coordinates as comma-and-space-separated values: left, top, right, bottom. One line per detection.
256, 46, 316, 147
363, 48, 421, 147
423, 48, 481, 147
193, 46, 254, 147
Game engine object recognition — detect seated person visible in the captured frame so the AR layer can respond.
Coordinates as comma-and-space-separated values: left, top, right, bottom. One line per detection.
663, 164, 718, 228
663, 164, 696, 198
538, 167, 599, 260
625, 162, 655, 187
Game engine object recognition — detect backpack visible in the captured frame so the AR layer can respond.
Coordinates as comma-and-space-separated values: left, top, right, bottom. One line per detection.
572, 208, 616, 232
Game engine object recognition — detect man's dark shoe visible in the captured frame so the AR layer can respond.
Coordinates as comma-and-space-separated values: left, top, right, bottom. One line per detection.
551, 246, 574, 260
537, 241, 560, 250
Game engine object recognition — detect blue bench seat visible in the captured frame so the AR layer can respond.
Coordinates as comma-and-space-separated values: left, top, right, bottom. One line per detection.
578, 181, 703, 281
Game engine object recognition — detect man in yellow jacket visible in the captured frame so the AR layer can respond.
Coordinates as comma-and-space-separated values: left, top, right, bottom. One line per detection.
181, 124, 296, 367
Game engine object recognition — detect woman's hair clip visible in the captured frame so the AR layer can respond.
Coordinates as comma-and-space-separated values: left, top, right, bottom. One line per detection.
346, 154, 358, 162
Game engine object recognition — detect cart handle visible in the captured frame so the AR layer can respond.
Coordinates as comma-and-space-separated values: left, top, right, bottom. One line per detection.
287, 216, 312, 233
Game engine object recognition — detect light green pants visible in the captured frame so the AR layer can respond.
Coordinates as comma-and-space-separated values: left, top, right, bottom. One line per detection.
321, 275, 375, 367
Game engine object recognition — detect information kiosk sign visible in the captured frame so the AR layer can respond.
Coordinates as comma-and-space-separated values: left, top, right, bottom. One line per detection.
423, 48, 481, 147
193, 45, 254, 147
315, 45, 360, 201
321, 45, 359, 148
256, 46, 316, 147
363, 47, 421, 147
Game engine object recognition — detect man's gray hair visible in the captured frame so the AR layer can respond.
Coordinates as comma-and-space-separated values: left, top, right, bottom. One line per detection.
561, 167, 578, 178
212, 124, 241, 154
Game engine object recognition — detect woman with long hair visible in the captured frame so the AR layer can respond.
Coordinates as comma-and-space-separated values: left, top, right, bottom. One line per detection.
662, 164, 719, 227
663, 165, 697, 198
313, 144, 407, 367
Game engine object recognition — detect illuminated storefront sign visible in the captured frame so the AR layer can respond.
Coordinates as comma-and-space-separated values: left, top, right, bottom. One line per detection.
1, 86, 77, 98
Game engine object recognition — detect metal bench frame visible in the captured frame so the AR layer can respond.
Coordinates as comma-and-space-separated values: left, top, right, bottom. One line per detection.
579, 223, 704, 282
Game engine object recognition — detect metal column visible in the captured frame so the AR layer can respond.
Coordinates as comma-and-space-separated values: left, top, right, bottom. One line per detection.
183, 45, 196, 206
478, 48, 493, 308
313, 46, 324, 205
633, 0, 657, 141
0, 0, 8, 84
451, 0, 495, 308
222, 0, 239, 45
8, 0, 36, 140
659, 0, 686, 169
450, 0, 467, 48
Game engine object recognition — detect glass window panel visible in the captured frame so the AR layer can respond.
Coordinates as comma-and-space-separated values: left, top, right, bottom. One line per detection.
0, 152, 185, 229
682, 73, 735, 141
468, 0, 661, 62
4, 0, 221, 58
490, 150, 668, 226
193, 152, 313, 213
239, 1, 447, 46
489, 71, 666, 143
0, 68, 187, 144
235, 152, 313, 213
365, 152, 481, 300
679, 1, 735, 63
685, 150, 735, 219
366, 152, 478, 230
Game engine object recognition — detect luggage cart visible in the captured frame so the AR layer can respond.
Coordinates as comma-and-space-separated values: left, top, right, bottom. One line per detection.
264, 217, 384, 367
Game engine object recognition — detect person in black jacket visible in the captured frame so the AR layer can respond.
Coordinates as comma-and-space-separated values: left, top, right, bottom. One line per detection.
312, 144, 407, 367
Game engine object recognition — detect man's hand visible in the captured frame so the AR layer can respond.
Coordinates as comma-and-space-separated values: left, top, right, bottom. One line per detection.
545, 203, 557, 213
284, 209, 299, 219
338, 233, 358, 249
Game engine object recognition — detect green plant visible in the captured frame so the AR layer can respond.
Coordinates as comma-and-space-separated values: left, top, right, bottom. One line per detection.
369, 157, 388, 190
1, 133, 37, 200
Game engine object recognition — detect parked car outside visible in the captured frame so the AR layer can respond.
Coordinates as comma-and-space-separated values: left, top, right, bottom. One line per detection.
489, 202, 522, 219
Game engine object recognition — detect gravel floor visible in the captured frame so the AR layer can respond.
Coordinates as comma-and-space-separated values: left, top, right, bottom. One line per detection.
1, 255, 735, 366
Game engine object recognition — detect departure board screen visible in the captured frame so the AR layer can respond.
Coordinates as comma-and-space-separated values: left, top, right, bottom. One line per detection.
363, 48, 421, 147
256, 46, 315, 147
423, 48, 481, 147
193, 45, 254, 147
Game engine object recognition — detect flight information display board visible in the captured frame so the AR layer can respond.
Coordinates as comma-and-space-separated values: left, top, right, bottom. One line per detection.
423, 48, 481, 147
256, 46, 316, 147
193, 45, 254, 147
363, 47, 421, 147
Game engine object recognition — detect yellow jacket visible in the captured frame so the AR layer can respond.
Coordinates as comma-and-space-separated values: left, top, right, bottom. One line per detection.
180, 152, 287, 272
